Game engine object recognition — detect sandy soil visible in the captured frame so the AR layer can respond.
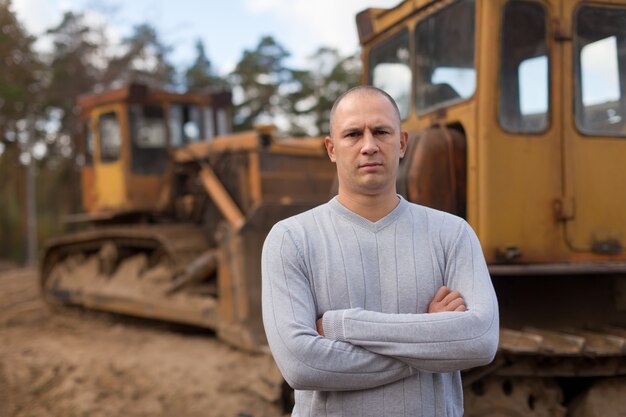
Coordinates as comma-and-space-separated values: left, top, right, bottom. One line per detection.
0, 267, 284, 417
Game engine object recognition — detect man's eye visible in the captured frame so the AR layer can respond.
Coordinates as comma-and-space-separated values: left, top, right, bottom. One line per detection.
375, 130, 390, 136
346, 131, 360, 138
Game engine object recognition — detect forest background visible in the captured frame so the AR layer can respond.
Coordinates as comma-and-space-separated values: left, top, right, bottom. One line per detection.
0, 0, 364, 264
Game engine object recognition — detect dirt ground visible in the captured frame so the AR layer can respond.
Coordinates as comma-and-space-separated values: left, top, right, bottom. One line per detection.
0, 266, 284, 417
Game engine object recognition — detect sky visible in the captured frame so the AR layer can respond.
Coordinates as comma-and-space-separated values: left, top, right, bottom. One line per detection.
12, 0, 400, 75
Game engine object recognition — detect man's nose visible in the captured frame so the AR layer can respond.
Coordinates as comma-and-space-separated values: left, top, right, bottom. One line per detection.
361, 130, 379, 154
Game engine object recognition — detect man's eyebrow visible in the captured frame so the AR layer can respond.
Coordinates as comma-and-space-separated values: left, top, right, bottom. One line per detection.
339, 126, 363, 136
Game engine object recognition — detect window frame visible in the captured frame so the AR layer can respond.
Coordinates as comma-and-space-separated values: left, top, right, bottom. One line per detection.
98, 111, 122, 164
497, 0, 551, 135
128, 104, 169, 175
413, 0, 477, 115
168, 103, 205, 148
367, 27, 412, 120
573, 3, 626, 138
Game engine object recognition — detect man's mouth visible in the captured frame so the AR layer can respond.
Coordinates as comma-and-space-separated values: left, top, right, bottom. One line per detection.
359, 162, 382, 168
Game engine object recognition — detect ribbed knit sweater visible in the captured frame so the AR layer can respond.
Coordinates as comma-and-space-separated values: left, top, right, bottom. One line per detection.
261, 196, 499, 417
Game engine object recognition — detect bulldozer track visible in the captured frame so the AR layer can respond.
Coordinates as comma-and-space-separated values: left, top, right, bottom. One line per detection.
500, 327, 626, 356
39, 224, 222, 330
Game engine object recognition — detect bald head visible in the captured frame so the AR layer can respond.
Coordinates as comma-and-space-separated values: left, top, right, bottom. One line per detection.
329, 86, 402, 135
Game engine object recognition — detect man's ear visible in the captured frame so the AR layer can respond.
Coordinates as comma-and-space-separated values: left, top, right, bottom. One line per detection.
324, 136, 336, 163
399, 131, 408, 159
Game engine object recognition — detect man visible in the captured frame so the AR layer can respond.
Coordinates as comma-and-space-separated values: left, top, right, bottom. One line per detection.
261, 86, 499, 416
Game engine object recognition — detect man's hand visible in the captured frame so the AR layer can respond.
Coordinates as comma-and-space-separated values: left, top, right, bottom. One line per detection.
428, 286, 466, 313
316, 318, 325, 336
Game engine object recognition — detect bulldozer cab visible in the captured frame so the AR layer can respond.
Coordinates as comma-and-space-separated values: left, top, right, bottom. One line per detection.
358, 0, 626, 266
76, 84, 232, 219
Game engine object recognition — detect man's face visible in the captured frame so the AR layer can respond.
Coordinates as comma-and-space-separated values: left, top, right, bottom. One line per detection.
325, 91, 408, 197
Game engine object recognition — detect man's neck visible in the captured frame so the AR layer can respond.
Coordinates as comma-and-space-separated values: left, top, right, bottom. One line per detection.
337, 189, 400, 222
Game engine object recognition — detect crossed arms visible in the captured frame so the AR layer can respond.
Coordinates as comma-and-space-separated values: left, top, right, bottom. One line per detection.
261, 221, 499, 391
316, 286, 467, 335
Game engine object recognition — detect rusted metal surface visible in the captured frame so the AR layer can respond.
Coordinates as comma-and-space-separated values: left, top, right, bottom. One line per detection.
198, 165, 246, 231
400, 126, 466, 218
490, 262, 626, 276
41, 224, 219, 330
174, 130, 327, 164
166, 249, 219, 294
499, 326, 626, 357
77, 83, 216, 115
493, 325, 626, 380
522, 327, 586, 355
500, 329, 543, 353
562, 329, 626, 356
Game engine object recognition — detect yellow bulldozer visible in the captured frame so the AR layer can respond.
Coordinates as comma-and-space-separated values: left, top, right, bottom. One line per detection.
41, 0, 626, 415
40, 84, 336, 354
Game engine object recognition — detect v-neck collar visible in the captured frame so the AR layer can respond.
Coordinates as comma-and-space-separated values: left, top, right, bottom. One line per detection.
328, 195, 408, 233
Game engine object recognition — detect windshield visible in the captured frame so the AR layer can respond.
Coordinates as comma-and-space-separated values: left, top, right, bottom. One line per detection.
414, 0, 476, 112
99, 112, 121, 163
368, 29, 411, 119
499, 0, 549, 133
575, 5, 626, 137
169, 103, 203, 147
128, 104, 168, 175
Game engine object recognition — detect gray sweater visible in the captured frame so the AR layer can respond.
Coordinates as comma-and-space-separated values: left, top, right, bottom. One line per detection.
261, 196, 499, 417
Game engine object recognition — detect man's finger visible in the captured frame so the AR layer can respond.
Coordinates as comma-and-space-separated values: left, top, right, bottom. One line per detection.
432, 286, 449, 303
446, 298, 465, 311
442, 290, 462, 305
454, 304, 467, 312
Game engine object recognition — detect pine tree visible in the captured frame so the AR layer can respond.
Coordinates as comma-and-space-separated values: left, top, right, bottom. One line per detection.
0, 0, 44, 134
293, 47, 361, 135
45, 11, 101, 136
230, 36, 295, 131
185, 39, 227, 92
103, 23, 176, 90
0, 0, 45, 262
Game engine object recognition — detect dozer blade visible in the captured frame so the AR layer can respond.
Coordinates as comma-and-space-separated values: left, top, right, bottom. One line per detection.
40, 224, 220, 329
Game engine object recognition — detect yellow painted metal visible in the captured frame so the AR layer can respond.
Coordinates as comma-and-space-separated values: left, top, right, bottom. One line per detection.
92, 103, 128, 211
360, 0, 626, 264
474, 0, 565, 263
560, 0, 626, 256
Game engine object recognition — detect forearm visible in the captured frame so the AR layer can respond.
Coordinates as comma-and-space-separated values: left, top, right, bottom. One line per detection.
264, 307, 414, 391
321, 296, 499, 372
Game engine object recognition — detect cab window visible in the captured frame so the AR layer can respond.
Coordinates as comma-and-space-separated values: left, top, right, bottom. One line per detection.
128, 104, 168, 174
414, 0, 476, 112
216, 107, 230, 136
499, 1, 549, 133
575, 5, 626, 136
99, 112, 121, 163
204, 107, 215, 139
170, 104, 203, 147
368, 29, 411, 119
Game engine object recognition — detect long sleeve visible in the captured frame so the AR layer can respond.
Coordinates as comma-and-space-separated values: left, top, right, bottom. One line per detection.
321, 221, 499, 373
261, 223, 414, 392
